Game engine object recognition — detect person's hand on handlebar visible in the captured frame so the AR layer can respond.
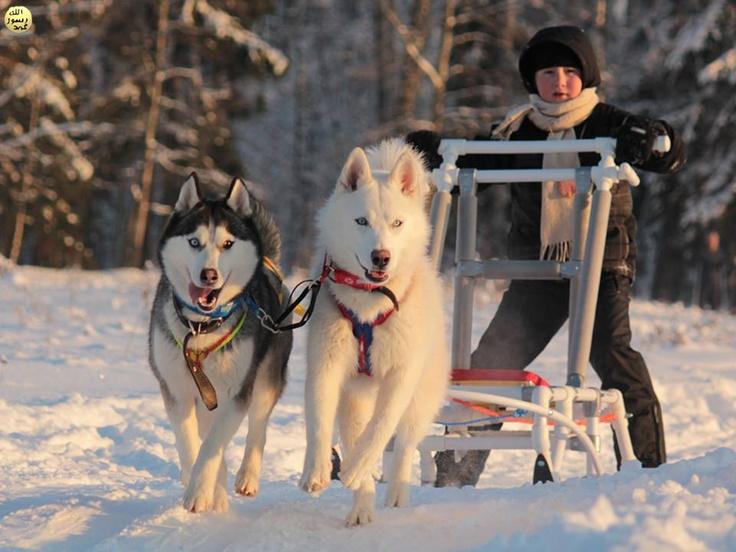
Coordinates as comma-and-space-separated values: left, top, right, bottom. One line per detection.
615, 116, 671, 166
557, 180, 576, 197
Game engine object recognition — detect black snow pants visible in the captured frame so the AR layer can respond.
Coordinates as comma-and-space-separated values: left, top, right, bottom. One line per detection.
435, 272, 667, 487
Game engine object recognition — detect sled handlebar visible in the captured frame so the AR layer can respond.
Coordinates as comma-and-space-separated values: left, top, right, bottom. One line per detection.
432, 137, 640, 193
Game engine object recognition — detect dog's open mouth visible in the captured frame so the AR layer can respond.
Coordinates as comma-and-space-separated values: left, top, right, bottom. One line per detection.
188, 283, 222, 311
364, 269, 389, 283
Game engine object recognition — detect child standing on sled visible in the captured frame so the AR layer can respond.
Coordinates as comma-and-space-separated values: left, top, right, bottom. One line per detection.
408, 25, 686, 486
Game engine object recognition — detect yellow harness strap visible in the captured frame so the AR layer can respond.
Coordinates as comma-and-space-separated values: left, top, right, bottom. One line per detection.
262, 256, 306, 316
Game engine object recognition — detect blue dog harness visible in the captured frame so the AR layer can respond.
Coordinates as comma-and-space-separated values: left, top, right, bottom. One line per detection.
175, 294, 244, 320
335, 301, 395, 377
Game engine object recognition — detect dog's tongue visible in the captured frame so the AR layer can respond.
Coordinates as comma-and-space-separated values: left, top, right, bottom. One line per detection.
367, 270, 388, 282
189, 283, 212, 304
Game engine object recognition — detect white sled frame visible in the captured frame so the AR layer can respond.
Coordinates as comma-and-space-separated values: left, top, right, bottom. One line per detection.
416, 137, 639, 483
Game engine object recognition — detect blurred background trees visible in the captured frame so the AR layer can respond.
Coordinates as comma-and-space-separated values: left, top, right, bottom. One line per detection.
1, 0, 734, 306
1, 0, 286, 267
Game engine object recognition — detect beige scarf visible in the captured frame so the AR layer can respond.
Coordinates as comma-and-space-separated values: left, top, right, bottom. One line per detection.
493, 88, 600, 260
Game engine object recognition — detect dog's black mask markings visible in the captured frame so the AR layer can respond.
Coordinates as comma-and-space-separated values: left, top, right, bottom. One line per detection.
159, 198, 264, 264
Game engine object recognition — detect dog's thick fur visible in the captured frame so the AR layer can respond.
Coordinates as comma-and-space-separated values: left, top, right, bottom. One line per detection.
300, 139, 450, 525
149, 174, 292, 513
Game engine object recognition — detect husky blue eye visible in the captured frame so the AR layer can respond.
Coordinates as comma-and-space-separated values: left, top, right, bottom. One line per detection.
188, 238, 200, 248
392, 219, 403, 228
222, 239, 234, 250
355, 217, 369, 226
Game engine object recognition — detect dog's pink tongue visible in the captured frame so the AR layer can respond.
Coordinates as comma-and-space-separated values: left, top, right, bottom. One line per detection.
368, 270, 387, 282
188, 283, 210, 304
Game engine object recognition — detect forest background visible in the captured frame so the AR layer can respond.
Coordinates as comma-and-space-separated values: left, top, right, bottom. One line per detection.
1, 0, 734, 304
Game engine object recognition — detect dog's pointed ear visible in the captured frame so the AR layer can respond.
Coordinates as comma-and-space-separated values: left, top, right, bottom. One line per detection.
338, 147, 372, 192
389, 152, 420, 196
175, 172, 203, 212
226, 177, 252, 216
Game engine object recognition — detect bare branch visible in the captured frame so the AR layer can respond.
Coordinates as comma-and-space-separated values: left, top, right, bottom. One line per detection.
2, 120, 115, 149
194, 0, 289, 76
161, 66, 203, 86
378, 0, 444, 90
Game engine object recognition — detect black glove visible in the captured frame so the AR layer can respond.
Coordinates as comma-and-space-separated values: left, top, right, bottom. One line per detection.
406, 130, 443, 170
614, 116, 668, 165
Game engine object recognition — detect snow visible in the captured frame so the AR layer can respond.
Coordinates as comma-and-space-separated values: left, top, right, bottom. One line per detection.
1, 266, 735, 551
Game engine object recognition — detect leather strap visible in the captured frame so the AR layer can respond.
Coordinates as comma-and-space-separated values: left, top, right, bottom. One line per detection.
183, 333, 219, 411
180, 311, 246, 411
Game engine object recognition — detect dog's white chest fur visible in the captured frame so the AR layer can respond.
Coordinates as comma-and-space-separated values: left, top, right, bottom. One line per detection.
153, 308, 254, 402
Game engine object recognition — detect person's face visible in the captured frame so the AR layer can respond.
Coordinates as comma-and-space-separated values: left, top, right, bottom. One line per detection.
534, 66, 583, 102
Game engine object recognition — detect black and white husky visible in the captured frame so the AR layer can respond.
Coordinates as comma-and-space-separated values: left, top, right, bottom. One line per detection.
149, 173, 292, 513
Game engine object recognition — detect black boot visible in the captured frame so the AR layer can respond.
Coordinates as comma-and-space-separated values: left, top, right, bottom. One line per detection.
434, 449, 491, 487
614, 402, 666, 469
433, 423, 501, 487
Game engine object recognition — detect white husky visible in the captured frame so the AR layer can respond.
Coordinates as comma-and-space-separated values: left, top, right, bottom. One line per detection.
299, 139, 450, 525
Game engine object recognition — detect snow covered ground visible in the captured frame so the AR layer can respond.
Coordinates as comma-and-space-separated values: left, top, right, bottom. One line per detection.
1, 264, 734, 551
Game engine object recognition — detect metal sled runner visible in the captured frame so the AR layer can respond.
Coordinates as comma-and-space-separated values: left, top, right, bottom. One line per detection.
416, 137, 642, 484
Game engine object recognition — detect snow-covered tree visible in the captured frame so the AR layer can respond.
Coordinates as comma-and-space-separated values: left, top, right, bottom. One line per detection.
604, 0, 736, 302
0, 0, 107, 267
0, 0, 287, 267
2, 0, 732, 301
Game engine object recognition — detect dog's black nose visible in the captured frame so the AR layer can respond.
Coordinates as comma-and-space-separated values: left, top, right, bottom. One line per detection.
200, 268, 219, 285
371, 249, 390, 270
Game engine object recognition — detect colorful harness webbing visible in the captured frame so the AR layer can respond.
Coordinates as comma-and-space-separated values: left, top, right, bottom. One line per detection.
335, 302, 395, 376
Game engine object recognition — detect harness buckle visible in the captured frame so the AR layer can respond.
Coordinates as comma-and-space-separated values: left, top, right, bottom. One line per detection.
256, 308, 280, 335
324, 262, 336, 283
185, 348, 208, 363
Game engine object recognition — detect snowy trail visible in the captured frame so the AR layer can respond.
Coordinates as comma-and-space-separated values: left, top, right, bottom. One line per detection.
1, 266, 735, 551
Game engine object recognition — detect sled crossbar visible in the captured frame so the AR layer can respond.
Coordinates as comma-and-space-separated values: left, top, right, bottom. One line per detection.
456, 259, 580, 280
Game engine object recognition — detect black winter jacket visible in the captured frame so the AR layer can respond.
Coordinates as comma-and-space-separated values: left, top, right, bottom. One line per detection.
455, 102, 686, 278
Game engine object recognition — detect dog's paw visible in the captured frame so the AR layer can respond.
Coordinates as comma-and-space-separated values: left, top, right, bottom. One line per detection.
299, 469, 331, 495
339, 455, 373, 491
234, 467, 259, 497
180, 468, 192, 488
384, 482, 410, 508
183, 477, 216, 513
299, 457, 332, 495
345, 500, 374, 527
213, 484, 230, 513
